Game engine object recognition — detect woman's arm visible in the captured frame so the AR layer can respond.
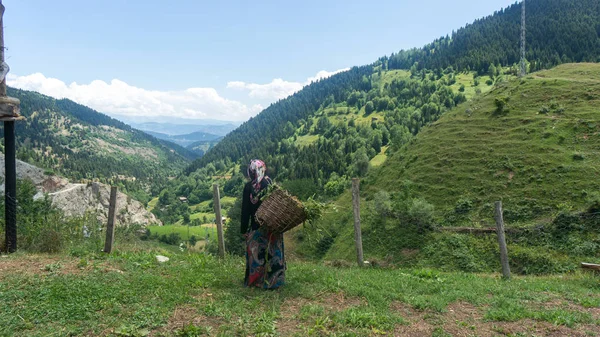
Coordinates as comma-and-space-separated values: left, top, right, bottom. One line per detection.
240, 183, 251, 234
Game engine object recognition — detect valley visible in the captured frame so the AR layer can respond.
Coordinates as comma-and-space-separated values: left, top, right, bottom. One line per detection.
2, 0, 600, 334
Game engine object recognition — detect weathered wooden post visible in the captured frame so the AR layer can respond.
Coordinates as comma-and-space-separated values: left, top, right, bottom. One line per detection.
494, 201, 511, 279
212, 184, 225, 258
0, 0, 23, 253
103, 186, 118, 253
352, 178, 364, 267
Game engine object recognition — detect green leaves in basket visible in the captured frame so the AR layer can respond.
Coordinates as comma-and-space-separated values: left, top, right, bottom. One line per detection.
303, 197, 326, 224
259, 182, 280, 200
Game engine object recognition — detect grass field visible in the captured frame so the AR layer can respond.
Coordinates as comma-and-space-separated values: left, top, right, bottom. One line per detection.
369, 146, 388, 167
148, 225, 217, 241
305, 64, 600, 269
375, 63, 600, 222
147, 197, 159, 211
1, 242, 599, 336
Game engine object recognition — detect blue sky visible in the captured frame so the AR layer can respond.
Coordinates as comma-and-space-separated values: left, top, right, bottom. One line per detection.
5, 0, 516, 121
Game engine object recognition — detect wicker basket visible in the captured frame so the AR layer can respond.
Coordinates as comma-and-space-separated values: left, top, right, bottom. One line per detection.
255, 189, 307, 234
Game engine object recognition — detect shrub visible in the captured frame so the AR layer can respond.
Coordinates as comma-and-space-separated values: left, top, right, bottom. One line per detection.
407, 198, 435, 231
224, 197, 245, 256
509, 246, 573, 274
493, 97, 509, 115
454, 198, 474, 214
373, 191, 392, 218
37, 228, 64, 253
159, 233, 182, 245
420, 234, 496, 272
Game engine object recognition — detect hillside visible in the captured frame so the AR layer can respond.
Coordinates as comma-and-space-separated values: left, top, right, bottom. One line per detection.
186, 0, 600, 179
151, 0, 600, 264
374, 63, 600, 223
1, 88, 193, 203
143, 130, 221, 148
154, 68, 479, 224
129, 121, 238, 137
0, 154, 161, 227
186, 138, 223, 157
159, 0, 600, 212
313, 64, 600, 273
384, 0, 600, 73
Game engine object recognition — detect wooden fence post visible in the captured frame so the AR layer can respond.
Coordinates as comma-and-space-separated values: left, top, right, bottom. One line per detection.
494, 201, 511, 279
213, 184, 225, 258
352, 178, 364, 267
103, 186, 118, 253
0, 1, 20, 254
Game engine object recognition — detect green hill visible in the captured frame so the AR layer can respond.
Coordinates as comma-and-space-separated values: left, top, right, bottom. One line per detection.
1, 88, 192, 203
150, 0, 600, 271
312, 63, 600, 274
187, 0, 600, 179
375, 63, 600, 223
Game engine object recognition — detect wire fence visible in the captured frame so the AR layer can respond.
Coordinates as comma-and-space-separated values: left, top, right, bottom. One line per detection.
285, 178, 600, 276
3, 174, 599, 277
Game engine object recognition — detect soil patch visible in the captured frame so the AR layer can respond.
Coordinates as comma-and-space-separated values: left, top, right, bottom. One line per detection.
391, 300, 599, 337
0, 255, 82, 278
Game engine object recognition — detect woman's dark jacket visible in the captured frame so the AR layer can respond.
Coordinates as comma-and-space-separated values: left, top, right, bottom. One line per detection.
240, 179, 271, 234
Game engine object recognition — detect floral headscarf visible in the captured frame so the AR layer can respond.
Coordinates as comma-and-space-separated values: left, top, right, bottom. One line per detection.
248, 159, 269, 204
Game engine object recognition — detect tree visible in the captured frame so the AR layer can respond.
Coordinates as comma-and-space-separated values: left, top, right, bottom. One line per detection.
316, 116, 331, 134
488, 63, 497, 80
352, 147, 370, 177
373, 190, 392, 218
364, 101, 375, 115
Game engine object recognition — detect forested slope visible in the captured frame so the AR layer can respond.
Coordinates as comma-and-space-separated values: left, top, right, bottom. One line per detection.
155, 0, 600, 228
1, 88, 192, 203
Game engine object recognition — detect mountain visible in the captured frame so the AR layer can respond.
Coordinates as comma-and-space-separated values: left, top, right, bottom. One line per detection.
316, 63, 600, 273
154, 0, 600, 241
142, 130, 222, 147
185, 138, 223, 157
0, 154, 161, 227
373, 63, 600, 223
384, 0, 600, 73
184, 0, 600, 177
128, 121, 239, 137
2, 88, 193, 203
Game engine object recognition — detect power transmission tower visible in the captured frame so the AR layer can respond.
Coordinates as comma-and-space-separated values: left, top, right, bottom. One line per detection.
520, 0, 526, 77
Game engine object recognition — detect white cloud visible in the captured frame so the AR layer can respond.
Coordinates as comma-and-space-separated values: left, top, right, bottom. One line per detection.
227, 68, 350, 101
7, 73, 263, 121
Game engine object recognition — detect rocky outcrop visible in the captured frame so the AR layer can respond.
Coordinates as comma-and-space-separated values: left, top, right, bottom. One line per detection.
0, 154, 161, 227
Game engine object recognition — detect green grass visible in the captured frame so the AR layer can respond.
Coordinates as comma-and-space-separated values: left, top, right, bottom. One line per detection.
189, 212, 214, 222
191, 196, 236, 213
295, 134, 319, 147
378, 69, 411, 88
308, 64, 600, 269
146, 197, 159, 211
148, 225, 217, 240
450, 72, 499, 100
375, 63, 600, 223
1, 242, 599, 336
369, 146, 389, 167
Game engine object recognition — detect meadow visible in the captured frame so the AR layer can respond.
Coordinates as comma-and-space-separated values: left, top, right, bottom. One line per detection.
147, 225, 218, 242
1, 239, 599, 336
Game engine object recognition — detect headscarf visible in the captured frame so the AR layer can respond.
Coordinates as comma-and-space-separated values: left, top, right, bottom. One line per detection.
248, 159, 269, 204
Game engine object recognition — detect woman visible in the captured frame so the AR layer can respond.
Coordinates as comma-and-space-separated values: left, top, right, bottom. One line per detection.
241, 159, 285, 289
